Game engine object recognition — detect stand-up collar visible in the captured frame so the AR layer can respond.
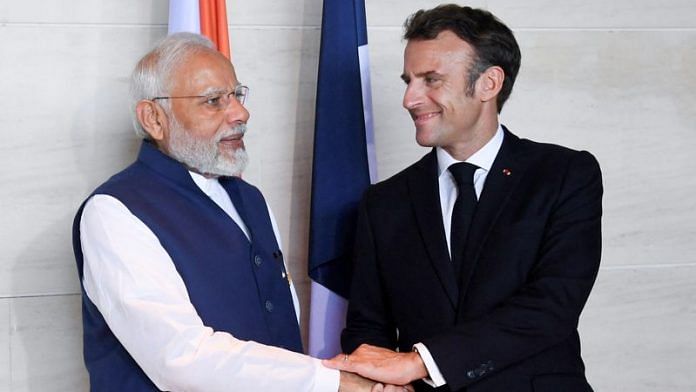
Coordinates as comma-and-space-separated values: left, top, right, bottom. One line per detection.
136, 140, 198, 188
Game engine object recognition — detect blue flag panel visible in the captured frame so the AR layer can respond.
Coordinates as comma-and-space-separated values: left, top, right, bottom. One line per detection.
308, 0, 372, 299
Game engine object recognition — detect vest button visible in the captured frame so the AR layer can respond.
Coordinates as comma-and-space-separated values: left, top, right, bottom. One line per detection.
265, 300, 274, 312
254, 255, 263, 266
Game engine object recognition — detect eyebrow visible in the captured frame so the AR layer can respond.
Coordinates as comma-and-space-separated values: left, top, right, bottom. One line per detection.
198, 84, 242, 96
400, 71, 443, 83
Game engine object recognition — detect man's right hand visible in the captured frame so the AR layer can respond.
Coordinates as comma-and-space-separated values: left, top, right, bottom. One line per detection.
327, 345, 427, 386
339, 370, 383, 392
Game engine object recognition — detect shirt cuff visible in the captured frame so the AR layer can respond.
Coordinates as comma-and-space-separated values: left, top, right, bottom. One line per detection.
413, 342, 446, 388
312, 358, 340, 392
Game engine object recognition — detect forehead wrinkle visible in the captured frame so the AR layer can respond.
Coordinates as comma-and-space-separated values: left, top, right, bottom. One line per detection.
405, 34, 474, 72
172, 49, 239, 93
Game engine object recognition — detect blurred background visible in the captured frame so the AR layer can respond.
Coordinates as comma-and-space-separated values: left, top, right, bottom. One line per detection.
0, 0, 694, 390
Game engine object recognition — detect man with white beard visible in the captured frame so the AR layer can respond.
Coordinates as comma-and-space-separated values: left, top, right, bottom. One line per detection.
72, 33, 380, 392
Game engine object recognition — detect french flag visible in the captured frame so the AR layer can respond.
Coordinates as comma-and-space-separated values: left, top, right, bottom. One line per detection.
308, 0, 376, 358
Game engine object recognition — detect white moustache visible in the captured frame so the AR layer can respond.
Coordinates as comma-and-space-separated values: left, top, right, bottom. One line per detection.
217, 124, 247, 141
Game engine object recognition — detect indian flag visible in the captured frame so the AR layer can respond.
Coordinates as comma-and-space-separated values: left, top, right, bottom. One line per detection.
168, 0, 231, 59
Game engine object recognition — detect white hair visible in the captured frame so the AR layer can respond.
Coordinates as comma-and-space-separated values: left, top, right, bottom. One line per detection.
129, 32, 216, 138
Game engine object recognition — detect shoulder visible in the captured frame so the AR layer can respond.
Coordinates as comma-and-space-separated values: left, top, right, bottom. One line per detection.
518, 134, 593, 158
80, 194, 139, 229
512, 135, 602, 204
513, 134, 601, 177
363, 154, 426, 201
91, 161, 151, 197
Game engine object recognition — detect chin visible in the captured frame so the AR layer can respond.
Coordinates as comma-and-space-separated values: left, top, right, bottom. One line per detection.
415, 132, 438, 148
215, 147, 249, 177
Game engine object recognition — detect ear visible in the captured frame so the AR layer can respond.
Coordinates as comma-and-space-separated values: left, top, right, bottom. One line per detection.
135, 100, 168, 141
477, 66, 505, 104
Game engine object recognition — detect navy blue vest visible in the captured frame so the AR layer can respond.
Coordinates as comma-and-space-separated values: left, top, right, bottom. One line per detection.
72, 141, 303, 391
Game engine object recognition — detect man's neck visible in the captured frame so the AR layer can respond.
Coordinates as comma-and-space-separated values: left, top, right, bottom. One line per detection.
443, 118, 499, 161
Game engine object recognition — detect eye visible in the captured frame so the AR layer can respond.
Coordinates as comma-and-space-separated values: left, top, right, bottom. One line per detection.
424, 76, 438, 84
233, 85, 249, 104
204, 94, 223, 106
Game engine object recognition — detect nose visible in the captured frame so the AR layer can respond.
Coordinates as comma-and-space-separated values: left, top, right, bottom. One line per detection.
402, 81, 423, 111
223, 96, 250, 125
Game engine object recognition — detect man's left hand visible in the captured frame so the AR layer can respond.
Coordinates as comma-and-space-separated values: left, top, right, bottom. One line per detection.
323, 344, 427, 386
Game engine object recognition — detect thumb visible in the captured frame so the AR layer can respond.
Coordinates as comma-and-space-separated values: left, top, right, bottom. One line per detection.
371, 383, 384, 392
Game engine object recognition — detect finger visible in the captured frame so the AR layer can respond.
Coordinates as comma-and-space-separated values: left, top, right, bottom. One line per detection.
322, 358, 352, 371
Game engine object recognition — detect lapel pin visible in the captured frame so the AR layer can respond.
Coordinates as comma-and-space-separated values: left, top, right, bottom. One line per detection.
502, 168, 512, 176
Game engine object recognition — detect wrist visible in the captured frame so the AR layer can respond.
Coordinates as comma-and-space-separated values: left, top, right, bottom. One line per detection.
407, 350, 429, 380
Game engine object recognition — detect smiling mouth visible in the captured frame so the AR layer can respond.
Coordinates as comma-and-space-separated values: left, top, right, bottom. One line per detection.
412, 112, 440, 124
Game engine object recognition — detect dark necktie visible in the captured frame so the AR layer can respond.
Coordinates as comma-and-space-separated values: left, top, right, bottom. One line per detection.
448, 162, 479, 277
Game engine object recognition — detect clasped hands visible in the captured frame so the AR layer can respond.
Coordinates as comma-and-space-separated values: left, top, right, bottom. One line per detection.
324, 344, 428, 392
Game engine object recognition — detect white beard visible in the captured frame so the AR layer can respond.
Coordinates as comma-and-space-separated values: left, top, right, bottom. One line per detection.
167, 117, 249, 177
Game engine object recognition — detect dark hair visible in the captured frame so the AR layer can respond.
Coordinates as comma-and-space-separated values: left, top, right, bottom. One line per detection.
404, 4, 521, 112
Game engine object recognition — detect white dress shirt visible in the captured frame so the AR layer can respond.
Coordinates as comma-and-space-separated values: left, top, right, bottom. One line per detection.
413, 125, 505, 387
80, 171, 339, 392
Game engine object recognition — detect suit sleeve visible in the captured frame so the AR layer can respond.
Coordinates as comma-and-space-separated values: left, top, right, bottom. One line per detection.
341, 193, 398, 353
423, 151, 603, 389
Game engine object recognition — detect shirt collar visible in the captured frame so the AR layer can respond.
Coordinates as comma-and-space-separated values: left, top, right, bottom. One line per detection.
436, 123, 505, 177
189, 171, 220, 196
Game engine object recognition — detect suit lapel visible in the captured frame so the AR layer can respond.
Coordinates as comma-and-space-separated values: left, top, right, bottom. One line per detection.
407, 150, 459, 309
459, 128, 527, 299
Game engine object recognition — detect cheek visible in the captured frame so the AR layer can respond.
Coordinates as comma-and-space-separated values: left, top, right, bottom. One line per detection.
192, 120, 223, 139
176, 108, 218, 136
449, 95, 478, 118
429, 91, 460, 118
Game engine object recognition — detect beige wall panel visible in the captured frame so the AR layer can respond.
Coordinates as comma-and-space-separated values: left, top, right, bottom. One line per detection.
489, 0, 696, 28
373, 0, 696, 30
366, 28, 429, 181
504, 30, 696, 267
581, 266, 696, 391
366, 0, 488, 27
10, 295, 88, 391
0, 25, 165, 296
228, 0, 322, 26
0, 300, 10, 391
0, 0, 325, 28
0, 0, 167, 24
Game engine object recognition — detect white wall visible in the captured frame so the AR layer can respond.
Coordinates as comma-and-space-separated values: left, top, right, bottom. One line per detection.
0, 0, 694, 390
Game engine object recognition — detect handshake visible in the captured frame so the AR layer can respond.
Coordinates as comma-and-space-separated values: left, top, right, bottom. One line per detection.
323, 344, 429, 392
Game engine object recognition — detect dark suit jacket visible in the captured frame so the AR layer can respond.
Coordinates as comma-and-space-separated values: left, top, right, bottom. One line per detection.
342, 128, 602, 392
